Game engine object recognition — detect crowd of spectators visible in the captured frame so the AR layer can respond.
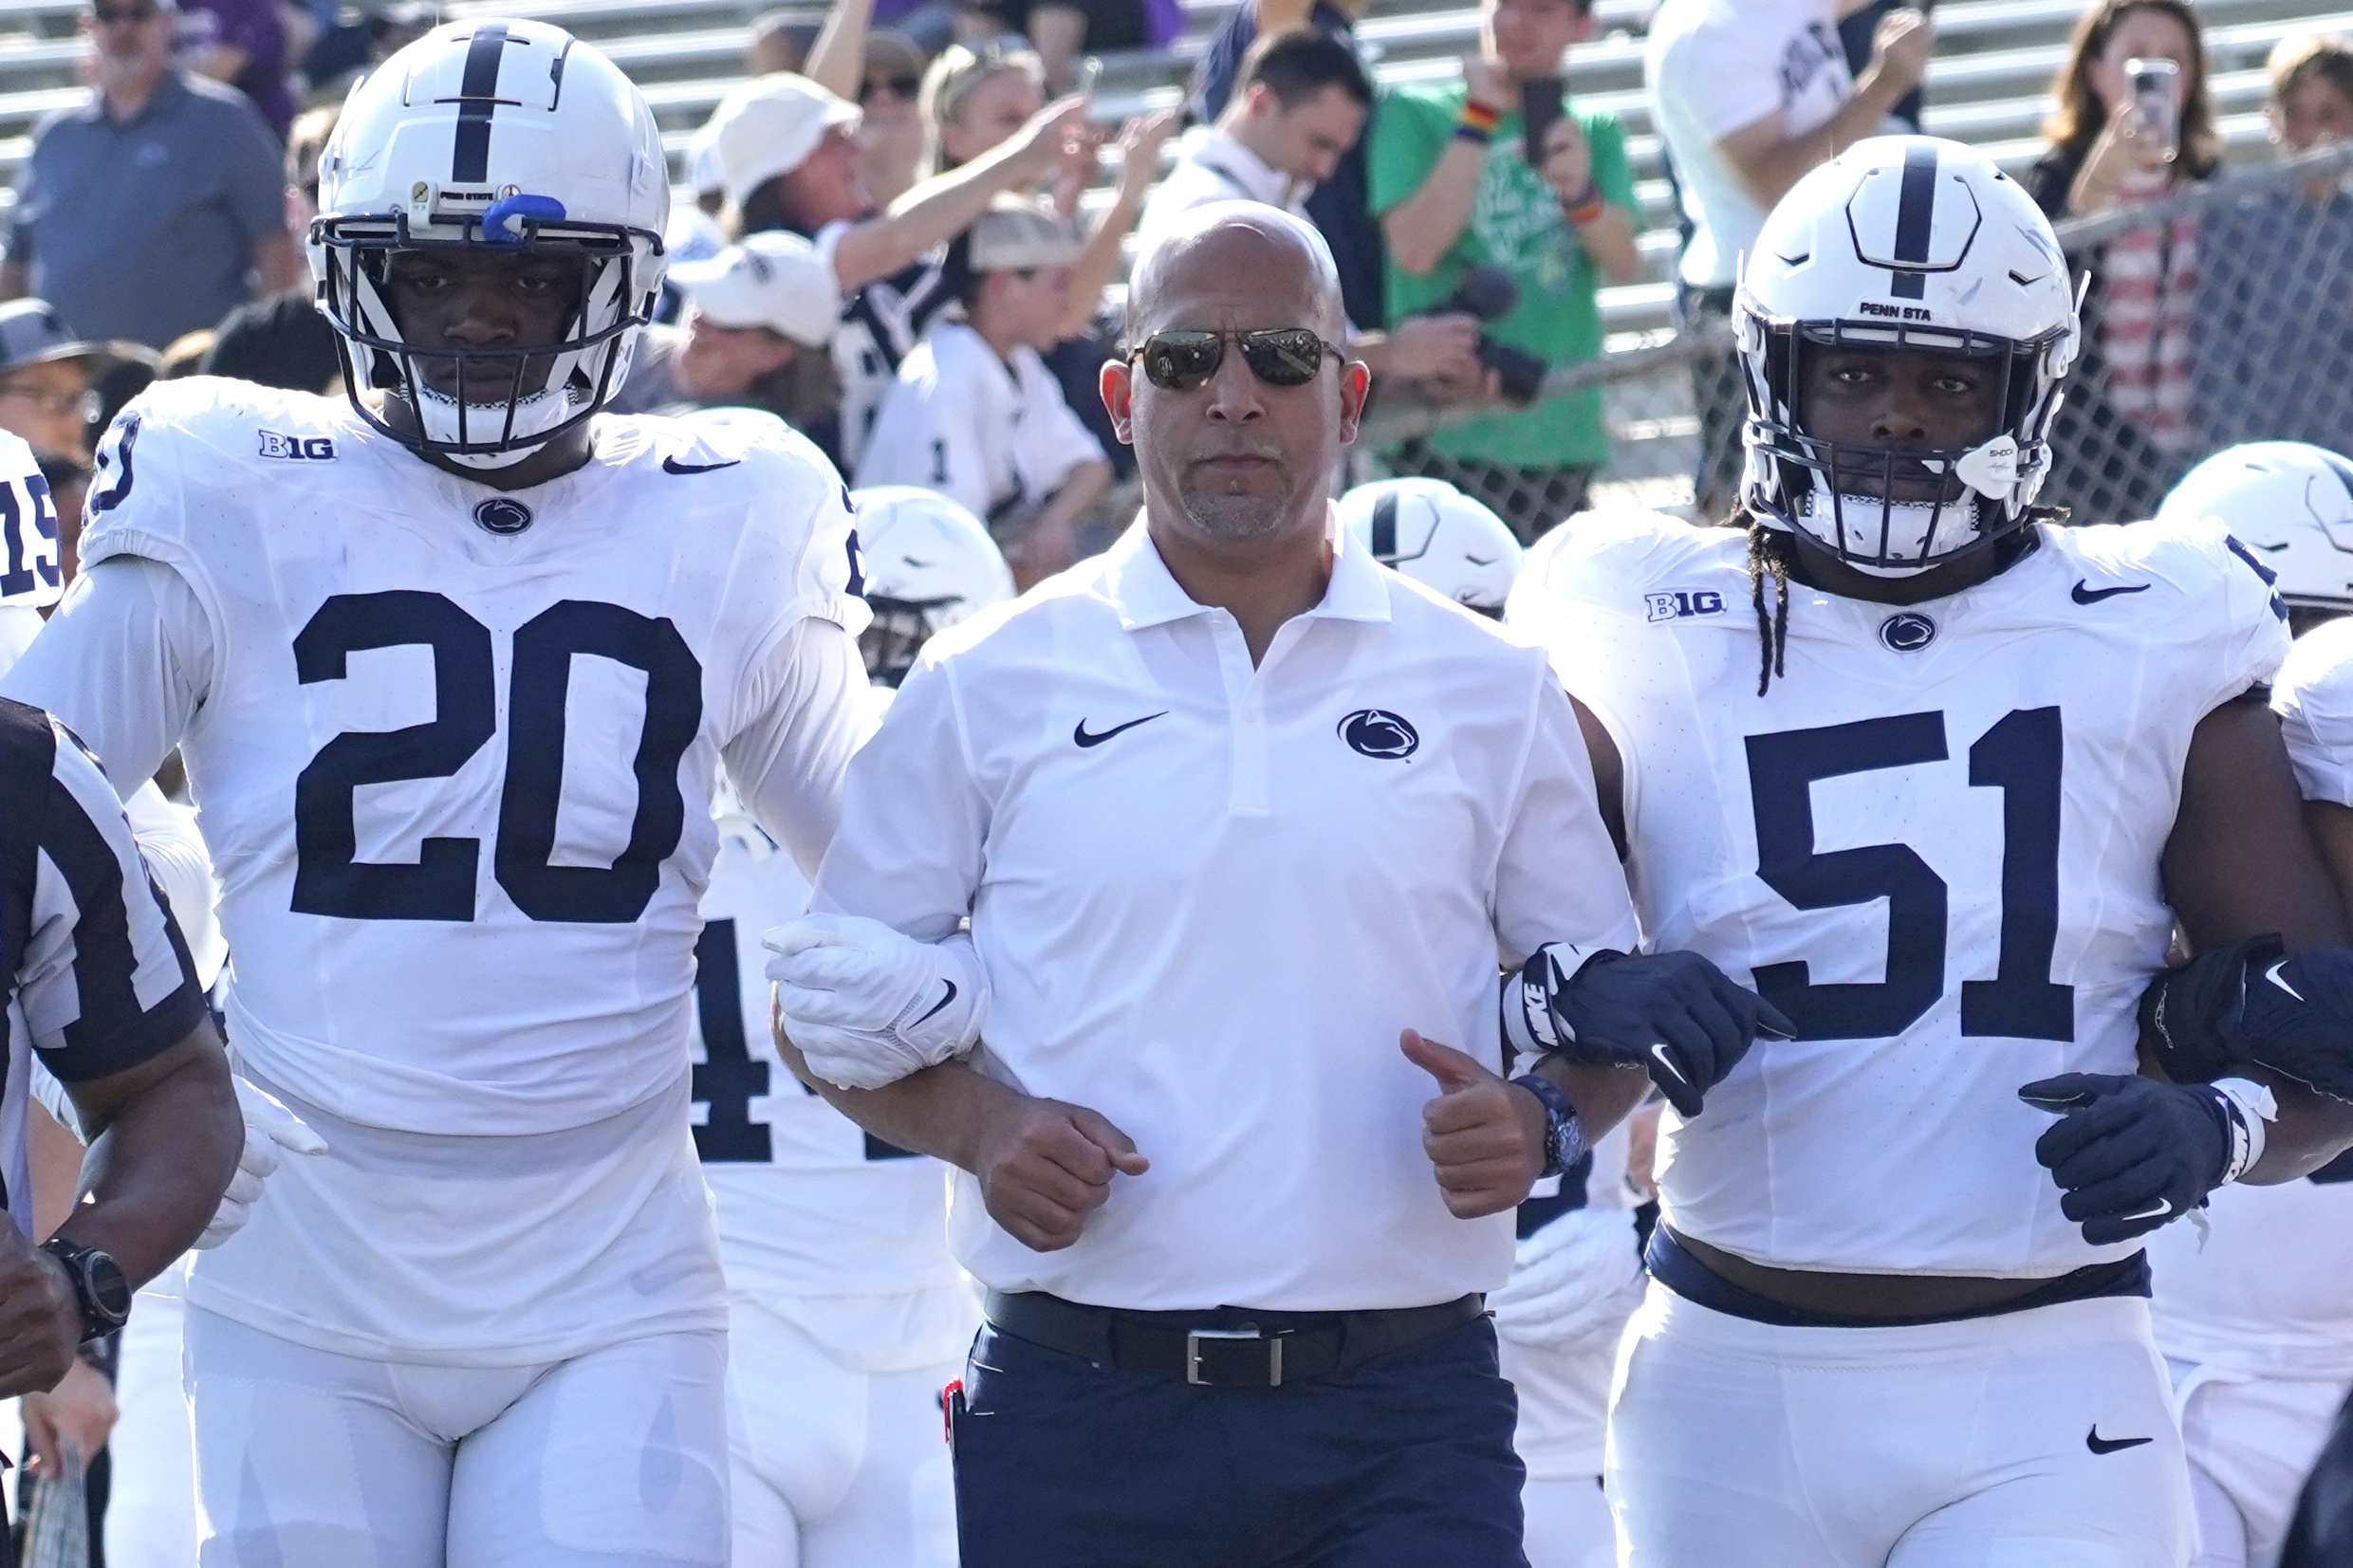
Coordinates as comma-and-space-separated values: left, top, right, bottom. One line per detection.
0, 0, 2347, 581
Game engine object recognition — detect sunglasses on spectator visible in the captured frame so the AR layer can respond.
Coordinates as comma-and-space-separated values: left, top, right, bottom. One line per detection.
90, 4, 161, 22
0, 383, 102, 419
1130, 328, 1342, 392
860, 75, 920, 101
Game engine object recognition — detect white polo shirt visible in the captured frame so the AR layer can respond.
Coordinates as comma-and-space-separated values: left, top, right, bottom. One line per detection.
1136, 126, 1306, 261
810, 517, 1640, 1312
851, 320, 1105, 531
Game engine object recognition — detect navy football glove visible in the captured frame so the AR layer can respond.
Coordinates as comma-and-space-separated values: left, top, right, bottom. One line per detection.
2020, 1073, 2231, 1245
2141, 936, 2353, 1102
1504, 946, 1794, 1118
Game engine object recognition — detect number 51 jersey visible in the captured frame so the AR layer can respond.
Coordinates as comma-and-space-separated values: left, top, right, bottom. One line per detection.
72, 378, 870, 1139
1508, 513, 2288, 1280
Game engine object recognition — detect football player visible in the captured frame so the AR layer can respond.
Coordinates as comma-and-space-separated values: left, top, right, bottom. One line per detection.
691, 482, 1010, 1568
1508, 136, 2353, 1566
852, 486, 1018, 689
1335, 476, 1525, 618
1, 21, 871, 1566
2155, 443, 2353, 1568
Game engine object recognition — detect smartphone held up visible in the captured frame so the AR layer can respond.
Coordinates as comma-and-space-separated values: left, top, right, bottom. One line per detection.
2125, 55, 2182, 162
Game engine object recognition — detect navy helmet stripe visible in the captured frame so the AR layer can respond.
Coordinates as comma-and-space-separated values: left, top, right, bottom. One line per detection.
1889, 141, 1937, 301
1370, 491, 1398, 560
2316, 449, 2353, 516
451, 22, 510, 185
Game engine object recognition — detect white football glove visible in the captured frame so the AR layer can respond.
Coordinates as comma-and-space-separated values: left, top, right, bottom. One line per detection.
1488, 1207, 1647, 1354
764, 914, 989, 1090
194, 1078, 328, 1250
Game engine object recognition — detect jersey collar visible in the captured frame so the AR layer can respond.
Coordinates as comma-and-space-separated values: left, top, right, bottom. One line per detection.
1102, 507, 1393, 632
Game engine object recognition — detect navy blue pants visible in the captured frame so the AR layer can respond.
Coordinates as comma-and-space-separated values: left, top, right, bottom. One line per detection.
950, 1314, 1529, 1568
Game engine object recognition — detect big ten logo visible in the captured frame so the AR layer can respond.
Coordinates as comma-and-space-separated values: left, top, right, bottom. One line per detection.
257, 431, 338, 461
1644, 589, 1726, 623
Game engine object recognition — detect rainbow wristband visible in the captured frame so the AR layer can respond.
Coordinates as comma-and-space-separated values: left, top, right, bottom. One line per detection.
1566, 182, 1605, 225
1455, 101, 1500, 145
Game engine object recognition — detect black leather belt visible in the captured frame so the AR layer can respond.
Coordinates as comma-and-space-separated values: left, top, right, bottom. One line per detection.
982, 1289, 1486, 1389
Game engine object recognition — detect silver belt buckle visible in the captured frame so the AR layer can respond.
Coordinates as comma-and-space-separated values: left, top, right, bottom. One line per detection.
1186, 1326, 1281, 1388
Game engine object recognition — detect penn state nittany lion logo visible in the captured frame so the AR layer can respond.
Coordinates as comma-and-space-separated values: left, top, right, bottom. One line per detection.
1340, 709, 1419, 760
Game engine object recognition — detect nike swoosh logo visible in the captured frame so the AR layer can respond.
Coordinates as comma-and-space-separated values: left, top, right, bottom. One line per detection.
2267, 958, 2305, 1001
2071, 581, 2151, 604
913, 980, 956, 1026
2086, 1427, 2154, 1455
663, 455, 742, 475
1647, 1043, 1690, 1087
1466, 554, 1498, 566
1073, 712, 1168, 748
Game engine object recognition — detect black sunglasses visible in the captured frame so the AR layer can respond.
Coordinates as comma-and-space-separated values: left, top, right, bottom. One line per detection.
1131, 328, 1342, 392
90, 5, 160, 22
860, 74, 920, 101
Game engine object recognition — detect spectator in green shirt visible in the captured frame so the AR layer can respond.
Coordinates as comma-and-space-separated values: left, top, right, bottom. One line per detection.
1369, 0, 1644, 542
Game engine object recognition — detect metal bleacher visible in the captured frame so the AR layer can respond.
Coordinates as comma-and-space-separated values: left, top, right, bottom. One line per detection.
0, 0, 2343, 334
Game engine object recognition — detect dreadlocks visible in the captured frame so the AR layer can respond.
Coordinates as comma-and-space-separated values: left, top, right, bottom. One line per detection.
1736, 505, 1796, 697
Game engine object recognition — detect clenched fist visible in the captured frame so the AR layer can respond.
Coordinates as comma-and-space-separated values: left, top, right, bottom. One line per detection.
973, 1092, 1150, 1252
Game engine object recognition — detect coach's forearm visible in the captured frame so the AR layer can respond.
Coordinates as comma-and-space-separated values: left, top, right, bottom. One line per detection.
61, 1029, 241, 1289
774, 1024, 1014, 1173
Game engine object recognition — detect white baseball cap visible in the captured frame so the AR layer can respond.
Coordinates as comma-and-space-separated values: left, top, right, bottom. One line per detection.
969, 197, 1084, 272
670, 231, 842, 347
705, 73, 861, 208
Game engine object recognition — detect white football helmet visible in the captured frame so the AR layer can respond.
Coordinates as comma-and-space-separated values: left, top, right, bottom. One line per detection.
1337, 478, 1524, 616
850, 487, 1016, 686
2158, 443, 2353, 617
1737, 136, 2081, 573
312, 19, 669, 468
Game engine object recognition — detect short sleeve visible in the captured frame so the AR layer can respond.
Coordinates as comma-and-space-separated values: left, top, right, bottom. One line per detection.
1366, 87, 1452, 216
4, 135, 40, 264
1018, 364, 1105, 502
1585, 111, 1637, 212
1657, 11, 1788, 142
12, 710, 206, 1082
2275, 618, 2353, 807
1491, 671, 1641, 966
223, 98, 288, 243
808, 651, 989, 943
2212, 530, 2295, 708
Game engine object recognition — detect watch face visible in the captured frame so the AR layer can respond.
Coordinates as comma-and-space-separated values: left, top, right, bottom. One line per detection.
84, 1250, 130, 1321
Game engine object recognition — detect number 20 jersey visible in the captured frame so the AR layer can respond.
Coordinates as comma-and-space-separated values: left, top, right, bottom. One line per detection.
1508, 513, 2288, 1280
72, 378, 869, 1139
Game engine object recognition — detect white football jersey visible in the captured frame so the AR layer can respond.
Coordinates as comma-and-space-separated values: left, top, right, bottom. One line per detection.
0, 427, 63, 618
1509, 514, 2288, 1278
690, 783, 959, 1302
63, 378, 868, 1138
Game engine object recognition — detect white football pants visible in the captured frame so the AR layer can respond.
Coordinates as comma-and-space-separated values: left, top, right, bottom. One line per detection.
1607, 1282, 2192, 1567
2170, 1359, 2352, 1568
1500, 1330, 1621, 1568
725, 1292, 964, 1568
106, 1282, 198, 1567
184, 1306, 729, 1567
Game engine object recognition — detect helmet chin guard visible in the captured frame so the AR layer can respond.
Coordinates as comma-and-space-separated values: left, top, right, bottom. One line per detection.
310, 20, 670, 468
1735, 137, 2080, 573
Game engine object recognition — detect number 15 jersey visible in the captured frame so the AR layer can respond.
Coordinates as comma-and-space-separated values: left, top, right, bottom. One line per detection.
1508, 513, 2287, 1280
7, 378, 872, 1141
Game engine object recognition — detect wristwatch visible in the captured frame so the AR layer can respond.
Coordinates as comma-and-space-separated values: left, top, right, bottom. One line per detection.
1510, 1068, 1588, 1180
40, 1238, 131, 1345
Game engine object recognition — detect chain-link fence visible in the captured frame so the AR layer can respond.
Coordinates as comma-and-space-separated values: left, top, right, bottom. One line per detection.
1337, 138, 2353, 540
